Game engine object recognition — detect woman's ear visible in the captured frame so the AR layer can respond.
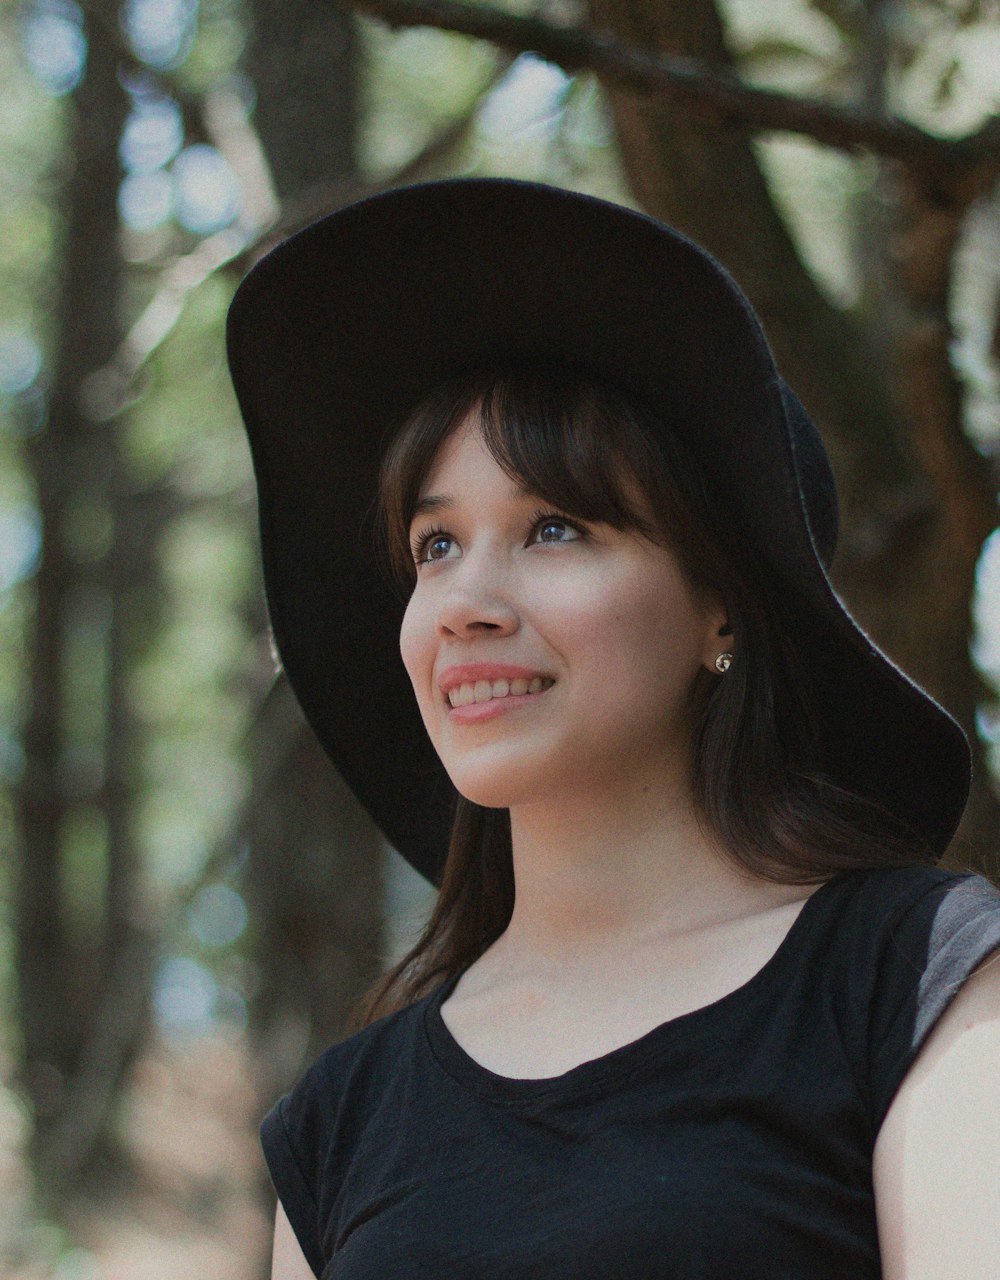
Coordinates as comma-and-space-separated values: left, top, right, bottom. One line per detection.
700, 595, 733, 673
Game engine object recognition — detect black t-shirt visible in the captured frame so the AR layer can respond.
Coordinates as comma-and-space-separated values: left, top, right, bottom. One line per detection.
261, 866, 1000, 1279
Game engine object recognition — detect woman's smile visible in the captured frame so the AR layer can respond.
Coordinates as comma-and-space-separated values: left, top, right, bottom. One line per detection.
445, 678, 556, 723
439, 662, 556, 718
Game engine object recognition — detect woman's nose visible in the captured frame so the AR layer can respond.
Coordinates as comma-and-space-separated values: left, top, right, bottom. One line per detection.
436, 563, 519, 639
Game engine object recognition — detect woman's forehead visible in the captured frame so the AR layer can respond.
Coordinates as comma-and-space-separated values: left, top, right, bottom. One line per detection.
418, 410, 486, 482
414, 420, 536, 514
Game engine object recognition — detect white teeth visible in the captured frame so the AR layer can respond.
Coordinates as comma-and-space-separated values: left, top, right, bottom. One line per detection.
447, 677, 554, 707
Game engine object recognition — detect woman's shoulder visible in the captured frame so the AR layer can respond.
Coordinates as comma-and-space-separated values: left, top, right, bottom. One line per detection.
291, 981, 440, 1099
259, 983, 448, 1276
817, 862, 998, 933
809, 862, 999, 984
260, 983, 443, 1214
814, 863, 1000, 1131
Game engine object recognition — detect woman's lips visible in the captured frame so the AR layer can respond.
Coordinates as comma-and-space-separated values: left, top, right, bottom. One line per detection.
437, 663, 556, 723
446, 680, 554, 723
447, 674, 553, 707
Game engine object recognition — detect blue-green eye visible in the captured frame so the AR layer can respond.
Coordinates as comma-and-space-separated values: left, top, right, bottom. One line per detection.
412, 527, 458, 565
531, 514, 582, 544
427, 535, 454, 559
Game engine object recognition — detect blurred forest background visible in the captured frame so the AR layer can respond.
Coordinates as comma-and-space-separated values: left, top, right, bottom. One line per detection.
0, 0, 998, 1274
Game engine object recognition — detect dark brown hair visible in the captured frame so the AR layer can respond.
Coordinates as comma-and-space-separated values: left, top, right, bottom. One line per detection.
358, 364, 932, 1025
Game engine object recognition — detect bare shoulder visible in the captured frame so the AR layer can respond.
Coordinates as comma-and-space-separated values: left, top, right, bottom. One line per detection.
873, 948, 1000, 1279
271, 1202, 316, 1280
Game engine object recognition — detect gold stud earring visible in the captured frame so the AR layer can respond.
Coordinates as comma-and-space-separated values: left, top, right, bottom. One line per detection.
714, 652, 733, 674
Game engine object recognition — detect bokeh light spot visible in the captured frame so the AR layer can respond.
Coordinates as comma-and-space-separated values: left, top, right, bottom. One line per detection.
24, 1, 87, 96
118, 170, 174, 232
477, 54, 570, 141
124, 0, 198, 69
153, 955, 217, 1037
973, 525, 1000, 677
120, 97, 184, 173
0, 506, 42, 590
0, 334, 42, 395
173, 144, 240, 234
187, 883, 247, 949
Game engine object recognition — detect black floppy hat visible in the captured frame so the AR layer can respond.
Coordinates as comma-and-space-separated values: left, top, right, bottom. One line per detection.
226, 176, 969, 884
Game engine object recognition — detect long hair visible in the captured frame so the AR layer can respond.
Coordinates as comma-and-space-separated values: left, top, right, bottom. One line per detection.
357, 364, 933, 1025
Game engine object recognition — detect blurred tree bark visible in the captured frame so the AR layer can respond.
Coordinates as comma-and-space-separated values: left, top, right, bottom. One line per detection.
15, 0, 154, 1199
242, 0, 385, 1094
247, 0, 361, 194
242, 679, 384, 1098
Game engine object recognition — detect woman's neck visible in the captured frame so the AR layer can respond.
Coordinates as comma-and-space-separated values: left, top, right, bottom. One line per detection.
500, 772, 759, 969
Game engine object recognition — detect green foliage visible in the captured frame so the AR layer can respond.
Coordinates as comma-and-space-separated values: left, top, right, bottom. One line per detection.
0, 0, 259, 1120
173, 0, 248, 93
0, 7, 63, 998
123, 275, 247, 493
0, 6, 65, 329
727, 0, 1000, 128
123, 276, 256, 892
358, 10, 626, 190
359, 17, 503, 175
0, 0, 65, 810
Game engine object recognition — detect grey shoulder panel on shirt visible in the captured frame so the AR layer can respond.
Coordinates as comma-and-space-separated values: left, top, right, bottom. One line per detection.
909, 873, 1000, 1047
868, 870, 1000, 1131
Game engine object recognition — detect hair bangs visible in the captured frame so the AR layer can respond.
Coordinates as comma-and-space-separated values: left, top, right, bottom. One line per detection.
379, 364, 701, 593
475, 369, 657, 539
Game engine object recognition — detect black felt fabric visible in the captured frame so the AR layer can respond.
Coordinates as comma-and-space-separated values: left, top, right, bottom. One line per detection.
260, 867, 1000, 1279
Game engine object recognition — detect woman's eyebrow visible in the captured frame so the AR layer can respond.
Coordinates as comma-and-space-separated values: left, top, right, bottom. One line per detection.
410, 493, 450, 520
410, 482, 535, 522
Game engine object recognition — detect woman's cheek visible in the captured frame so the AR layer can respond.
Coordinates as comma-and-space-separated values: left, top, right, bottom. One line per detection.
398, 593, 432, 697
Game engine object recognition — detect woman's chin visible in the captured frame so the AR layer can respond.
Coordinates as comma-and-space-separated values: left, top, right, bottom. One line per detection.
450, 775, 537, 810
443, 758, 557, 811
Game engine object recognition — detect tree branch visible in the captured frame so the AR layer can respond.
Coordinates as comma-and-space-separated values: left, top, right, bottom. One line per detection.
342, 0, 1000, 179
90, 53, 513, 410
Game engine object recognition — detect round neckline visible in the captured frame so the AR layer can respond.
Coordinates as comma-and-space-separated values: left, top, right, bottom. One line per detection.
423, 873, 847, 1102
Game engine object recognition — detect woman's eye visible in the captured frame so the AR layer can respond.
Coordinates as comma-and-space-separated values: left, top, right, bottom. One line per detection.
413, 531, 458, 564
531, 516, 581, 544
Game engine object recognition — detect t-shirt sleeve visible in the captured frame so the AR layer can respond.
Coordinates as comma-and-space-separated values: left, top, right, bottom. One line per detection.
261, 1057, 334, 1279
867, 871, 1000, 1133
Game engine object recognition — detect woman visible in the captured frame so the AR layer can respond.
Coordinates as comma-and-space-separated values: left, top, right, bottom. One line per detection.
226, 178, 1000, 1279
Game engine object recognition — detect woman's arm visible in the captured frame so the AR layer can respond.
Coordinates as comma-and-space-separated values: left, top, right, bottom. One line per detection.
873, 951, 1000, 1278
271, 1202, 317, 1280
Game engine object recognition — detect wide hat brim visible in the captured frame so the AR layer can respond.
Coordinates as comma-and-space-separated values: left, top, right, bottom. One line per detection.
226, 177, 969, 884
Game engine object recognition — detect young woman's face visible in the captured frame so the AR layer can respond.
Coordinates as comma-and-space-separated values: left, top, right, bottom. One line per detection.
399, 414, 728, 810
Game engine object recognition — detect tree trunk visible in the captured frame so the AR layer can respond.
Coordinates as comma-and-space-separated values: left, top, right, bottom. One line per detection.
247, 0, 360, 189
243, 0, 384, 1086
245, 678, 384, 1100
16, 0, 143, 1196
